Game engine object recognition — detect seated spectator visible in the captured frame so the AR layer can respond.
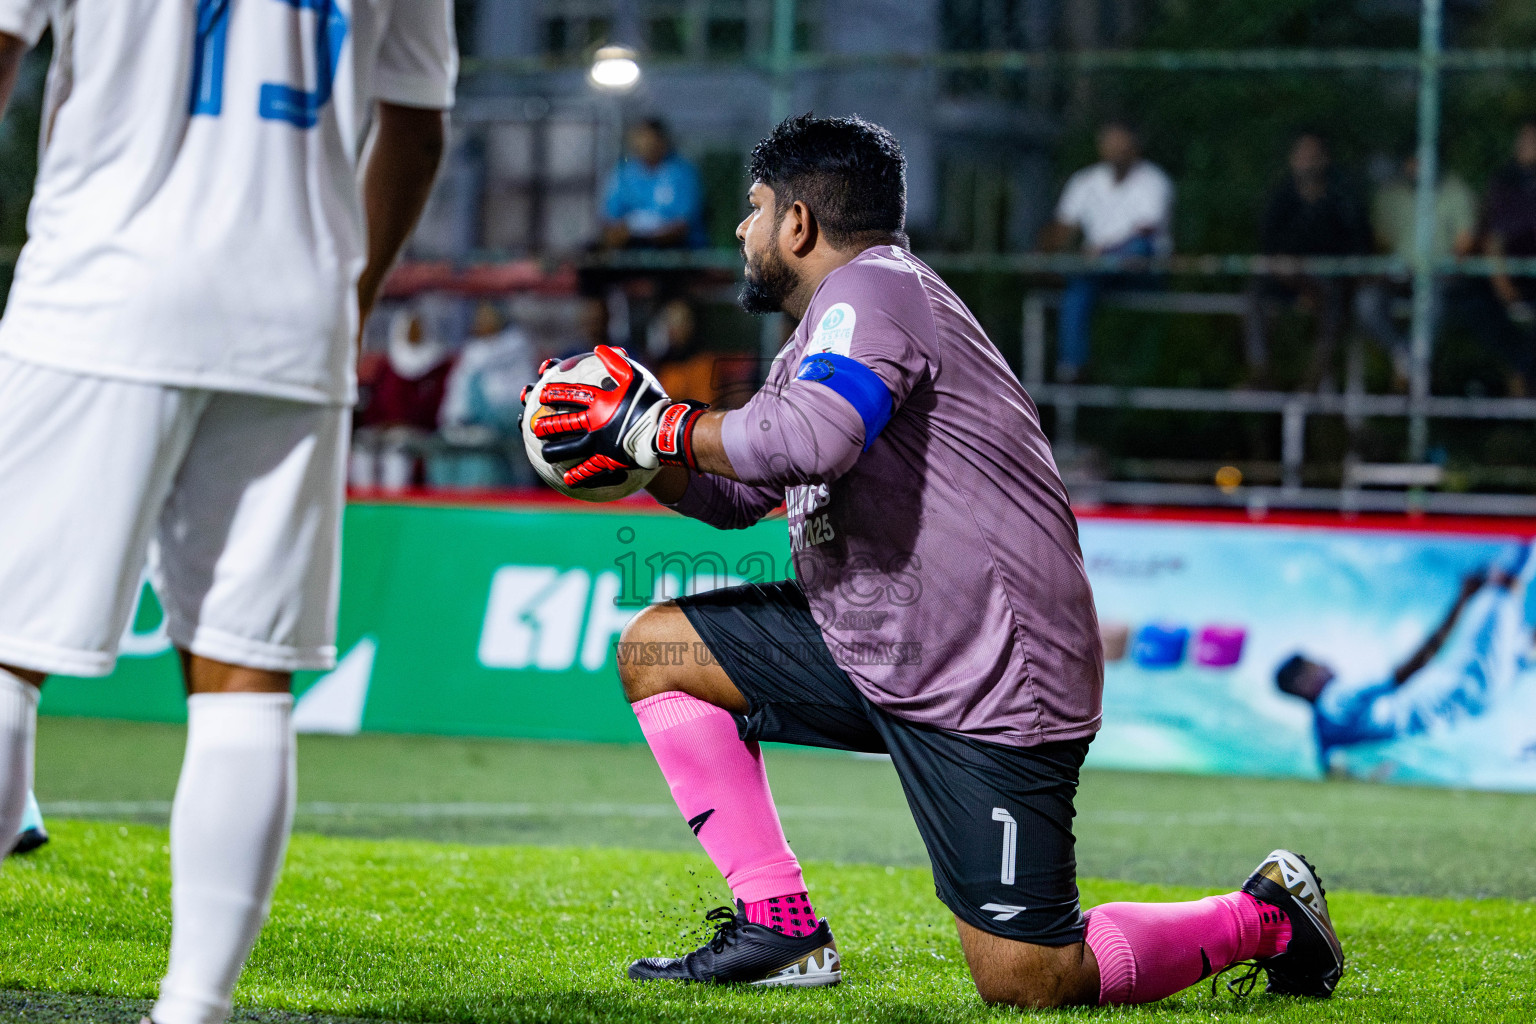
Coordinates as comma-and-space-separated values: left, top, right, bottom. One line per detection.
1354, 148, 1477, 390
551, 295, 615, 360
1042, 121, 1173, 382
1468, 120, 1536, 395
600, 118, 706, 250
1245, 132, 1372, 390
436, 302, 538, 488
647, 299, 718, 404
351, 310, 454, 491
441, 303, 536, 436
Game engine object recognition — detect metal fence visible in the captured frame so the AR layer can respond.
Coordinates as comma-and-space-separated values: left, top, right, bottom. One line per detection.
442, 0, 1536, 515
2, 2, 1524, 513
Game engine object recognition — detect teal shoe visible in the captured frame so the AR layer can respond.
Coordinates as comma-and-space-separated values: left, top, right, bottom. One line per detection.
12, 791, 47, 855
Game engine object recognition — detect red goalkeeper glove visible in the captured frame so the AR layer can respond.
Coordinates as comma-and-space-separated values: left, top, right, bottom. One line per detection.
529, 345, 709, 488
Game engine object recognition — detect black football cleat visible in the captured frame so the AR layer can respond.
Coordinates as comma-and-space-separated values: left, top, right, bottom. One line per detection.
10, 825, 47, 855
1241, 849, 1345, 997
628, 903, 840, 987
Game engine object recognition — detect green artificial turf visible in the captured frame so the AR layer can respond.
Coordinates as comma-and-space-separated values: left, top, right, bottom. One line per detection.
31, 718, 1536, 900
3, 821, 1535, 1024
8, 717, 1536, 1021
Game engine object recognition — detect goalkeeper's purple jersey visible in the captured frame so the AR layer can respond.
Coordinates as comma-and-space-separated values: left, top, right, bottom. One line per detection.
669, 246, 1102, 746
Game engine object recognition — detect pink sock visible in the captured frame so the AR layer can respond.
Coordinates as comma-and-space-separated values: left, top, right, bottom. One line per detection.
633, 692, 807, 904
744, 892, 821, 937
1085, 892, 1291, 1005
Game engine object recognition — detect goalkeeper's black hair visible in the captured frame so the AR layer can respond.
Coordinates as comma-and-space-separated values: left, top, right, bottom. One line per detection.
748, 114, 909, 250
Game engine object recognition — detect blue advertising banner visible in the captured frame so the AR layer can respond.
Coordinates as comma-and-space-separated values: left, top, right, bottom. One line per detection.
1080, 515, 1536, 790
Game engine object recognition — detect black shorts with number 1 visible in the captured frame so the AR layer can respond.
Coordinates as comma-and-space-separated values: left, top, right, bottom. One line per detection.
676, 579, 1091, 946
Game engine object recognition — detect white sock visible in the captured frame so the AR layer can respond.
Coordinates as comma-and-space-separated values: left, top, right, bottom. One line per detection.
0, 669, 39, 856
151, 693, 295, 1024
20, 789, 44, 834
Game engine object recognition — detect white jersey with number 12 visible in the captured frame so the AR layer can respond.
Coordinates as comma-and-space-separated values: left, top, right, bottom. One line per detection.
0, 0, 457, 404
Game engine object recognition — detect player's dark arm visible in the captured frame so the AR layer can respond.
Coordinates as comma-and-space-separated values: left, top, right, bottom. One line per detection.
643, 415, 791, 532
1486, 233, 1527, 311
356, 102, 447, 327
0, 32, 30, 115
679, 413, 736, 477
1391, 571, 1486, 686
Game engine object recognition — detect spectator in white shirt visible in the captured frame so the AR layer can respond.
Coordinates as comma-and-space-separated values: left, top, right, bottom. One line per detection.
1042, 122, 1174, 381
436, 302, 539, 487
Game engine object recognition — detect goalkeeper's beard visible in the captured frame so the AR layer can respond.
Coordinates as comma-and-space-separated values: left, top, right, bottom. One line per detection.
739, 243, 800, 316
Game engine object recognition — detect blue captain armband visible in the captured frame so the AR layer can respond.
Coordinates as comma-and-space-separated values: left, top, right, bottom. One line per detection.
795, 353, 894, 450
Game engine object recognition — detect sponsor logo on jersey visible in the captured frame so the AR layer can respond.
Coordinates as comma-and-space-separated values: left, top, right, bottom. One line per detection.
787, 483, 836, 553
786, 483, 832, 518
807, 302, 856, 356
789, 513, 836, 553
797, 356, 836, 383
836, 610, 889, 631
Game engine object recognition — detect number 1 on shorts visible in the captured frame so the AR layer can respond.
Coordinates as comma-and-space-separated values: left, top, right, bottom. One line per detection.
992, 807, 1018, 885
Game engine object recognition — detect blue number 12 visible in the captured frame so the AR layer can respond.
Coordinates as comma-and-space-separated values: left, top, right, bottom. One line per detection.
190, 0, 349, 129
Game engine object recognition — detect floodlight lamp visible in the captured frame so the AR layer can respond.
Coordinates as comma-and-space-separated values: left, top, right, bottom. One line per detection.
590, 46, 641, 92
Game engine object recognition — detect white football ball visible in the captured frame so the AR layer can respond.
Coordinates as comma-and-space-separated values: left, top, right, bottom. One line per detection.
522, 351, 659, 503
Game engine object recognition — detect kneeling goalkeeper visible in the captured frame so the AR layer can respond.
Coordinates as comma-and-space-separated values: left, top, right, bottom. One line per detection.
528, 115, 1344, 1007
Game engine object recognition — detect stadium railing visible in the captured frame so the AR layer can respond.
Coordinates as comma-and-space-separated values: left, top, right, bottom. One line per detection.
377, 244, 1536, 515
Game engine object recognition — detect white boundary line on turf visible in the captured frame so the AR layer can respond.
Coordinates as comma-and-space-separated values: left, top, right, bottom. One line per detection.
41, 800, 1339, 826
43, 800, 869, 820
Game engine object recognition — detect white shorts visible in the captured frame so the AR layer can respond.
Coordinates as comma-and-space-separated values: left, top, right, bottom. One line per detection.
0, 356, 348, 677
